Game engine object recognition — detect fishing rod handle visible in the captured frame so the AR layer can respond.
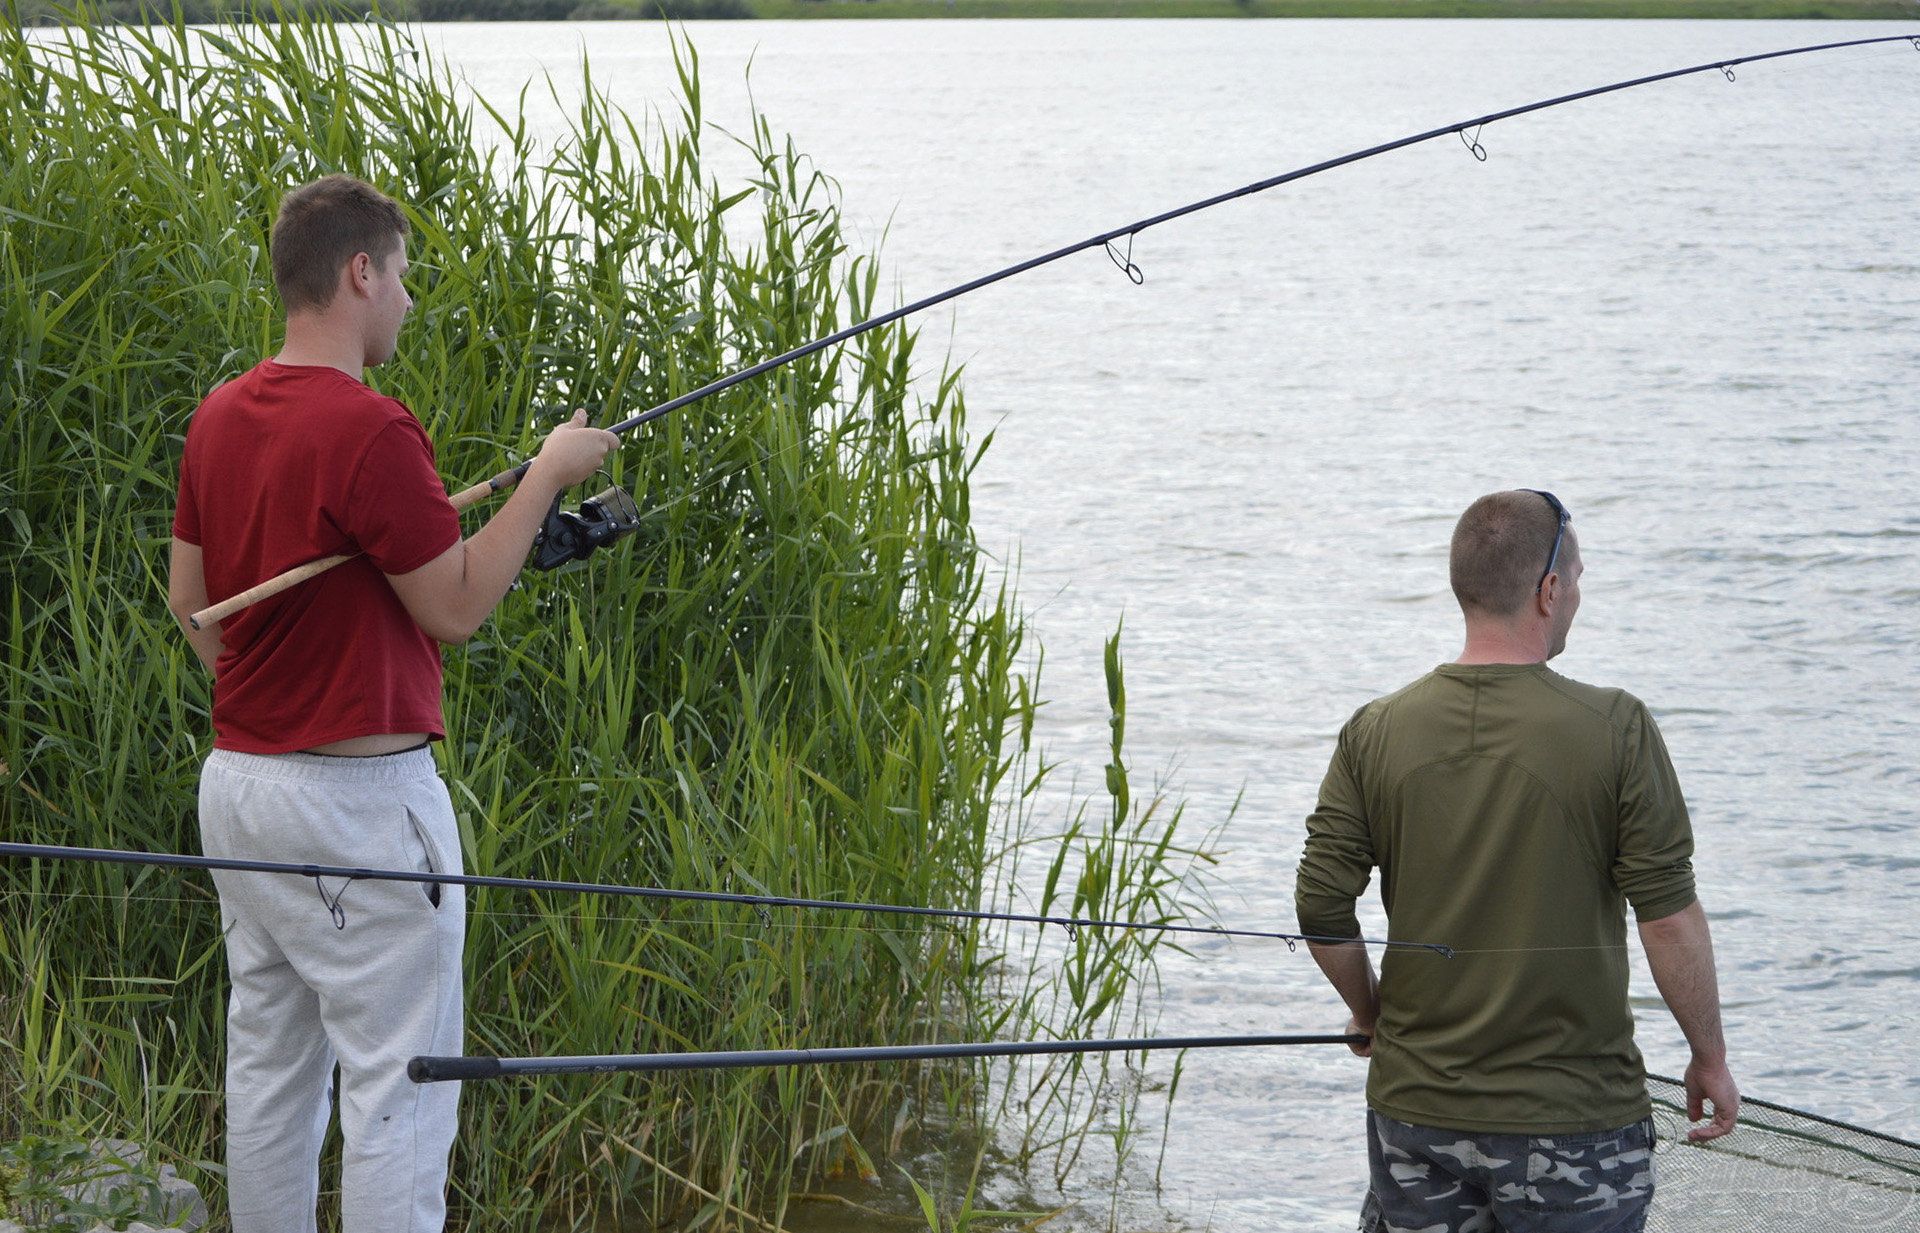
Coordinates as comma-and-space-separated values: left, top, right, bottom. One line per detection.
188, 461, 534, 630
189, 552, 353, 630
445, 460, 531, 510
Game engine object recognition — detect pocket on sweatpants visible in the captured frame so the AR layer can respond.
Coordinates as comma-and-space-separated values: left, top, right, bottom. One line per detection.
403, 807, 444, 908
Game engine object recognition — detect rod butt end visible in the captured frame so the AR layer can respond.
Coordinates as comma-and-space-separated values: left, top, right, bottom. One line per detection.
410, 1055, 501, 1083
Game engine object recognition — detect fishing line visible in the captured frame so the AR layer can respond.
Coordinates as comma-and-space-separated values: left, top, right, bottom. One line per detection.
0, 841, 1452, 956
190, 33, 1920, 628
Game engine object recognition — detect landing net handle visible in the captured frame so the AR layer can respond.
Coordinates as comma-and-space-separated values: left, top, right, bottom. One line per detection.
408, 1032, 1369, 1083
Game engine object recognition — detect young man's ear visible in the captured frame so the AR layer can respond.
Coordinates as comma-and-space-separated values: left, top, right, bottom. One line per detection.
342, 252, 373, 299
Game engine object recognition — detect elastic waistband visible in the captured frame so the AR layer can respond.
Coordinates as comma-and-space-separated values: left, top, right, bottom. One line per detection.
205, 746, 439, 787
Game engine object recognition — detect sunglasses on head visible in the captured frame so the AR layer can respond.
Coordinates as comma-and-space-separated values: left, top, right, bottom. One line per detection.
1521, 489, 1569, 595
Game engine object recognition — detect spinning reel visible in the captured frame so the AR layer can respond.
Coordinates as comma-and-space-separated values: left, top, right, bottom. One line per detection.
531, 478, 643, 571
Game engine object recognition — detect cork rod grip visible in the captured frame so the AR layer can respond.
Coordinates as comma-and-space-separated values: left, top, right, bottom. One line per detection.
188, 553, 353, 629
447, 461, 530, 511
186, 462, 531, 630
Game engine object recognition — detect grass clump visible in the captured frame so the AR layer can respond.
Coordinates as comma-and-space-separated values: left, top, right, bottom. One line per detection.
1, 4, 1212, 1228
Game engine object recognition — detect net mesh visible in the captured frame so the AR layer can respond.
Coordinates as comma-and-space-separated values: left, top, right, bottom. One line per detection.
1646, 1073, 1920, 1231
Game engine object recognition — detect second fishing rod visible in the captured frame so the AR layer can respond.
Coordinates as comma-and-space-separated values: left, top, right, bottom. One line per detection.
0, 840, 1452, 956
188, 31, 1920, 631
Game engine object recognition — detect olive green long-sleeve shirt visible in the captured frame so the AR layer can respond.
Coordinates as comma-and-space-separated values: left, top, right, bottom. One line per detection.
1296, 662, 1697, 1134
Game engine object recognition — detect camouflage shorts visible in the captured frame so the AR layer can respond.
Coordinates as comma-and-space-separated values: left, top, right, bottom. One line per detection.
1359, 1110, 1655, 1233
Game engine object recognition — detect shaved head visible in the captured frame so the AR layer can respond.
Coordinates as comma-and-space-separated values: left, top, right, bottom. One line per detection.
1450, 490, 1567, 618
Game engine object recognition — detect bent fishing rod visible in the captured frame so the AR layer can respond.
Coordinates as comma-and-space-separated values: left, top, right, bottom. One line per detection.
0, 841, 1452, 956
188, 31, 1920, 631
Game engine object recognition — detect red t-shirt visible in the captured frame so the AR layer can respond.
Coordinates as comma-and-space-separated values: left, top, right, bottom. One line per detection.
173, 360, 462, 753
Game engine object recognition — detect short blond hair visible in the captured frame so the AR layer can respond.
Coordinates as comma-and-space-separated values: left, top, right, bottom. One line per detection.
1450, 491, 1565, 617
269, 174, 409, 314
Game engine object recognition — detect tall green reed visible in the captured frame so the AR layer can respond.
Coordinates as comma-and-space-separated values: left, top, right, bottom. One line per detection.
1, 5, 1211, 1228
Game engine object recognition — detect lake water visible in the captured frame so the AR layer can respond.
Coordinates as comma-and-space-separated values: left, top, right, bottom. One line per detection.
427, 17, 1920, 1231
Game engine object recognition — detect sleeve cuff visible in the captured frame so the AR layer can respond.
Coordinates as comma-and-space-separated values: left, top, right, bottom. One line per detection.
1297, 902, 1363, 941
1629, 885, 1698, 924
378, 522, 461, 577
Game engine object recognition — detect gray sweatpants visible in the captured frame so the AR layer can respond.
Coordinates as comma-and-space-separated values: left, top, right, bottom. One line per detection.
199, 748, 464, 1233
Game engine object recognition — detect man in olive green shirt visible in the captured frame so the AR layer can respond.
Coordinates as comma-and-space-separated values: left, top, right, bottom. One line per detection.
1296, 490, 1739, 1233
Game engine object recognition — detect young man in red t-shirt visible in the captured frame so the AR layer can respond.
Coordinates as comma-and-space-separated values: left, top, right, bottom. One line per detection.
167, 175, 617, 1233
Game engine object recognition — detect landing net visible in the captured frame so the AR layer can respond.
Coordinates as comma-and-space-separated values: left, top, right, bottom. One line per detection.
1647, 1073, 1920, 1231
